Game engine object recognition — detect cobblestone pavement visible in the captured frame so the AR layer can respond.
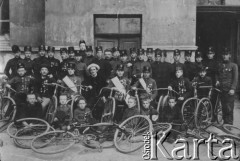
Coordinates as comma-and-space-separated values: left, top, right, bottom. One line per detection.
0, 98, 240, 161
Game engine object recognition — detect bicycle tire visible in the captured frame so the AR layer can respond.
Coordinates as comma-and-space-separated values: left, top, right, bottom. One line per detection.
114, 115, 153, 153
181, 97, 199, 127
0, 97, 16, 121
195, 98, 212, 129
222, 124, 240, 137
215, 100, 223, 125
46, 96, 57, 124
13, 126, 55, 149
31, 130, 75, 154
7, 118, 50, 140
156, 95, 164, 113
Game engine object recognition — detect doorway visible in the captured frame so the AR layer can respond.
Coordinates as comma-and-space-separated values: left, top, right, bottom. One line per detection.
94, 14, 142, 53
196, 7, 240, 63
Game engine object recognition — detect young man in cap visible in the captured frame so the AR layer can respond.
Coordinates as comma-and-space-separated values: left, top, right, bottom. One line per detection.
68, 47, 76, 63
110, 47, 121, 71
83, 46, 94, 66
151, 49, 172, 96
18, 46, 34, 76
195, 50, 204, 72
4, 45, 21, 79
129, 48, 138, 67
112, 50, 131, 78
75, 50, 87, 82
132, 49, 151, 81
184, 50, 197, 81
59, 48, 69, 79
216, 48, 238, 125
171, 49, 186, 81
203, 46, 219, 85
106, 64, 131, 122
35, 64, 56, 113
79, 40, 86, 52
92, 46, 112, 80
146, 48, 154, 64
33, 45, 50, 79
132, 66, 157, 102
61, 62, 82, 98
47, 46, 60, 78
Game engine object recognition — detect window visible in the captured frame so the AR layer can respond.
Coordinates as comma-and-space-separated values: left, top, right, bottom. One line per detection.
94, 14, 142, 52
0, 0, 10, 49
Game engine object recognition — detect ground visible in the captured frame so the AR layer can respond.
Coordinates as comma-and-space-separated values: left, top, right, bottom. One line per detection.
0, 97, 240, 161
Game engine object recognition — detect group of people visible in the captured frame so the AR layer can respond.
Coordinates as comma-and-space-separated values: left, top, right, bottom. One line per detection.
2, 40, 238, 135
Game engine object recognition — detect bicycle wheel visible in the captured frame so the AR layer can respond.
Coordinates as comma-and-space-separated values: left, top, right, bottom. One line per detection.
31, 130, 75, 154
181, 98, 199, 127
0, 97, 16, 121
101, 98, 115, 123
46, 96, 57, 124
153, 123, 172, 135
215, 100, 223, 125
114, 115, 153, 153
222, 124, 240, 137
156, 95, 164, 113
195, 98, 212, 129
7, 118, 50, 140
13, 126, 55, 149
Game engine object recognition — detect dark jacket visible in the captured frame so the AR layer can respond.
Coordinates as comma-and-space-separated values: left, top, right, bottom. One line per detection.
203, 59, 219, 84
122, 106, 139, 121
18, 58, 34, 76
8, 75, 35, 94
4, 57, 20, 79
35, 75, 56, 98
33, 56, 50, 78
48, 57, 61, 78
92, 58, 112, 80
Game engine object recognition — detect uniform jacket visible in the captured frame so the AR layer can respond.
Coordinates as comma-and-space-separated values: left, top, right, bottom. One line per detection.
61, 75, 81, 97
18, 58, 34, 76
74, 107, 92, 124
217, 61, 238, 92
132, 77, 158, 100
59, 59, 69, 79
33, 56, 50, 78
8, 75, 35, 94
171, 62, 187, 81
83, 55, 94, 66
184, 61, 197, 81
112, 61, 132, 79
169, 76, 192, 99
203, 59, 219, 84
4, 57, 20, 79
92, 58, 112, 79
48, 57, 60, 78
35, 75, 56, 98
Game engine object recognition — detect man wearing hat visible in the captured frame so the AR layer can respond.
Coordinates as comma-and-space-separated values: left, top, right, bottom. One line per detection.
195, 50, 204, 72
4, 45, 21, 79
79, 40, 86, 52
184, 50, 197, 81
203, 46, 219, 85
83, 46, 94, 66
146, 48, 154, 64
132, 48, 151, 82
112, 50, 131, 78
59, 48, 70, 79
75, 50, 87, 82
33, 45, 50, 79
92, 46, 112, 80
82, 63, 107, 120
110, 47, 120, 70
132, 66, 157, 101
151, 48, 172, 96
129, 48, 138, 67
35, 64, 56, 113
68, 47, 76, 63
18, 46, 34, 76
106, 63, 131, 122
168, 66, 192, 106
216, 48, 238, 125
171, 49, 186, 81
47, 46, 60, 78
61, 62, 82, 98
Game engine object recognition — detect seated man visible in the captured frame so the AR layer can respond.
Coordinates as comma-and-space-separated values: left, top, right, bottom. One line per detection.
52, 95, 71, 130
140, 97, 159, 123
15, 93, 43, 121
132, 66, 157, 103
122, 96, 139, 121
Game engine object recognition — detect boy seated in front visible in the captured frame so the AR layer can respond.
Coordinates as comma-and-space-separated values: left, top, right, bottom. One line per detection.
52, 94, 71, 130
122, 96, 139, 121
140, 97, 159, 123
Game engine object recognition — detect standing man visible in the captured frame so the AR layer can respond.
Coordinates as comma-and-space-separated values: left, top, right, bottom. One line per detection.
92, 46, 112, 80
110, 47, 121, 71
68, 47, 76, 63
216, 48, 238, 125
146, 48, 154, 64
151, 49, 172, 96
79, 40, 86, 58
171, 49, 186, 81
84, 46, 94, 66
47, 46, 60, 78
59, 48, 69, 80
18, 46, 34, 76
4, 45, 21, 79
184, 50, 197, 81
33, 45, 50, 79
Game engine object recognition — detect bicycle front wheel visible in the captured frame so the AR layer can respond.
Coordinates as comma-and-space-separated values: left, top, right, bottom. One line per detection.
114, 115, 153, 153
31, 130, 75, 154
195, 98, 212, 129
181, 98, 199, 127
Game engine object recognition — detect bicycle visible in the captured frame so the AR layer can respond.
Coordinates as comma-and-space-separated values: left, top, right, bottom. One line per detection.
31, 115, 153, 154
194, 86, 222, 129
